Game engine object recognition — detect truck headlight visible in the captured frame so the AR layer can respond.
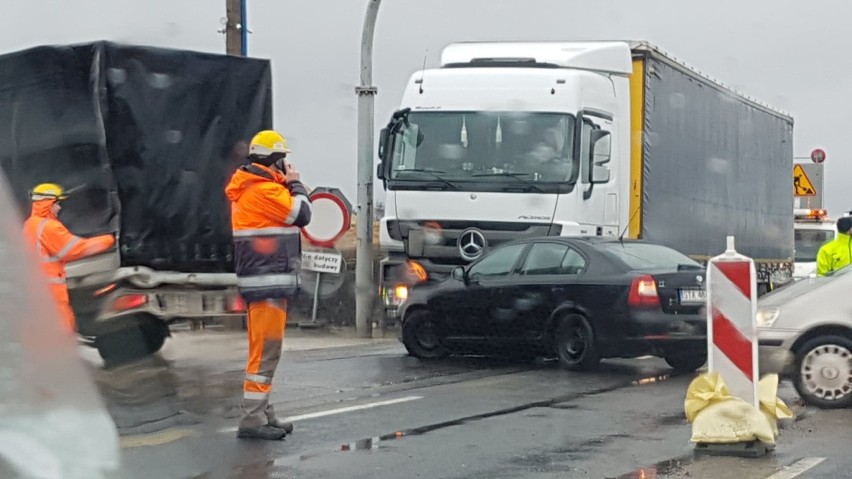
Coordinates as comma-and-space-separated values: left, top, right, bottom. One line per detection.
394, 285, 409, 301
382, 284, 410, 308
756, 307, 780, 328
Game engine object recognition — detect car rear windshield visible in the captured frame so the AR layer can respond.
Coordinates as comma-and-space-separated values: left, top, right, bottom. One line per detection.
597, 242, 701, 271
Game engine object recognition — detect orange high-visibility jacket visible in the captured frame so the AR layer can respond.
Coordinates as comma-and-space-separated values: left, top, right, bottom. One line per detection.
23, 200, 115, 313
225, 163, 312, 302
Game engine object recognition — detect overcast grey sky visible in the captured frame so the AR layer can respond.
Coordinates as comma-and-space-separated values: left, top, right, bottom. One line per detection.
3, 0, 848, 215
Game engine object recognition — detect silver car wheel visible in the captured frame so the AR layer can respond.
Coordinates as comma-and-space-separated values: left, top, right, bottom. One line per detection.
800, 344, 852, 401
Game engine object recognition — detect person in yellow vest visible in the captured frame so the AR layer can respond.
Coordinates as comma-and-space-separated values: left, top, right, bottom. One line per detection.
23, 183, 116, 332
816, 216, 852, 276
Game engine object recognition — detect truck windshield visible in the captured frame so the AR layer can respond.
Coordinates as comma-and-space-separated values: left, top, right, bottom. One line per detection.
389, 111, 576, 185
795, 228, 834, 262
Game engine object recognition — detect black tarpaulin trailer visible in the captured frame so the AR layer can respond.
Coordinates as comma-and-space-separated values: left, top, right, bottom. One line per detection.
0, 41, 273, 273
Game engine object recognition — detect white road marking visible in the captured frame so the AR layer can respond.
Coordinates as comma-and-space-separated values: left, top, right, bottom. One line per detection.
764, 457, 826, 479
217, 395, 423, 433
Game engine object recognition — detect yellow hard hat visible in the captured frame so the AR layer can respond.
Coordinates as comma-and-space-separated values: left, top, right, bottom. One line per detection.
249, 130, 291, 157
30, 183, 68, 201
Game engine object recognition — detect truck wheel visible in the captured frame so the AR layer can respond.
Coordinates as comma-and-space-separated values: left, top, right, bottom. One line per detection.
96, 314, 169, 367
793, 335, 852, 409
554, 314, 600, 371
664, 351, 707, 372
402, 310, 448, 360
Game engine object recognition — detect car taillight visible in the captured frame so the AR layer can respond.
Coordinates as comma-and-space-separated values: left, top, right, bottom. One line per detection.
628, 275, 660, 307
227, 295, 246, 313
111, 293, 148, 312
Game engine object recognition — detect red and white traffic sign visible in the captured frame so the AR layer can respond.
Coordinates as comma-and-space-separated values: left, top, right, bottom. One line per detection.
706, 236, 759, 407
302, 192, 351, 248
810, 148, 826, 164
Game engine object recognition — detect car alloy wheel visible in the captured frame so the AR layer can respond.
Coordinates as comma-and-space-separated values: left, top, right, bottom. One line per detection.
415, 319, 440, 350
554, 315, 600, 371
402, 309, 449, 360
800, 344, 851, 401
794, 335, 852, 409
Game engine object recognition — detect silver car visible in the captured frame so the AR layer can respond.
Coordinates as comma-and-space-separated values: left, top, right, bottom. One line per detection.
757, 266, 852, 408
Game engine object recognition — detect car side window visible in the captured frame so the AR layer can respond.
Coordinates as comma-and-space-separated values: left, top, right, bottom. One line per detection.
560, 248, 587, 275
468, 243, 527, 280
520, 243, 570, 276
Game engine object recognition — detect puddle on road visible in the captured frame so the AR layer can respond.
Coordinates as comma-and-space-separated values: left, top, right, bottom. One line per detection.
90, 354, 242, 435
341, 432, 408, 452
615, 456, 691, 479
631, 374, 671, 386
341, 436, 382, 451
338, 371, 682, 455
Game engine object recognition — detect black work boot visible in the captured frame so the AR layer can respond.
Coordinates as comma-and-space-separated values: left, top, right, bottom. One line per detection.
236, 425, 286, 440
268, 417, 294, 434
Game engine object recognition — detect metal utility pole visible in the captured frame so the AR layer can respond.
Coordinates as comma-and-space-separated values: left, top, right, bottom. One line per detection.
355, 0, 382, 338
225, 0, 246, 56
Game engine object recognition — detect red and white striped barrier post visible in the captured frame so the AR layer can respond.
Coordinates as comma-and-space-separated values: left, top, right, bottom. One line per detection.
706, 236, 759, 408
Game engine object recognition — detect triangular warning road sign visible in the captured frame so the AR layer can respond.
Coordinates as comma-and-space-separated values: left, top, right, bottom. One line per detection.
793, 164, 816, 197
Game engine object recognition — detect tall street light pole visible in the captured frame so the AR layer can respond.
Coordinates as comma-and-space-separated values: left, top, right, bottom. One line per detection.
355, 0, 382, 338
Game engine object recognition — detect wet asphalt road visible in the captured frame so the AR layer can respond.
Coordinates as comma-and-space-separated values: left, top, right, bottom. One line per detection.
82, 330, 851, 479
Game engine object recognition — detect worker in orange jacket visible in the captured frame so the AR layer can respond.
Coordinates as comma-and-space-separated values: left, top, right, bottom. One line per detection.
23, 183, 116, 333
225, 130, 312, 441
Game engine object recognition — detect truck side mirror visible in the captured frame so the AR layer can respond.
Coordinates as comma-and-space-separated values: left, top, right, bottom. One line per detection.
378, 127, 389, 160
377, 127, 390, 180
590, 130, 612, 184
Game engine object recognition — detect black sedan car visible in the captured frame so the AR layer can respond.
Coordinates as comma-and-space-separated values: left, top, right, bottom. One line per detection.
399, 237, 708, 371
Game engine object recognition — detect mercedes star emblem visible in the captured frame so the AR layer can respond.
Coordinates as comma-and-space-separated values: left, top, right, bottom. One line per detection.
696, 275, 704, 285
458, 229, 487, 261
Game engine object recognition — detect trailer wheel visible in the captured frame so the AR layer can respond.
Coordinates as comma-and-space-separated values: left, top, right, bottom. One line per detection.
96, 314, 169, 367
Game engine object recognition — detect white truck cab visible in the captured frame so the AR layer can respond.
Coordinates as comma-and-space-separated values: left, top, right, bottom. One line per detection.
375, 41, 794, 317
793, 208, 836, 279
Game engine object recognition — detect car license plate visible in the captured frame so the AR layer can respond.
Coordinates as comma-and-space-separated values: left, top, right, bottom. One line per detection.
679, 288, 706, 304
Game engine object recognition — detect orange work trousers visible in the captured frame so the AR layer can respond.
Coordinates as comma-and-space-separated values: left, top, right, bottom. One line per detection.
240, 299, 287, 429
49, 282, 76, 333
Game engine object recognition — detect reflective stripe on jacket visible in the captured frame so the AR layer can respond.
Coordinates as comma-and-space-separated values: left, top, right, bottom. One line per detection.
225, 163, 312, 301
22, 200, 116, 304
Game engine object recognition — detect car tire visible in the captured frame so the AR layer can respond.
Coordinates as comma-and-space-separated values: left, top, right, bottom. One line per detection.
664, 350, 707, 373
96, 314, 169, 367
554, 314, 600, 371
402, 309, 449, 360
793, 335, 852, 409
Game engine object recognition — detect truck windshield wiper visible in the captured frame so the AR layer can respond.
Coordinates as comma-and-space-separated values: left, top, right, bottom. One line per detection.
394, 168, 458, 190
472, 172, 544, 193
